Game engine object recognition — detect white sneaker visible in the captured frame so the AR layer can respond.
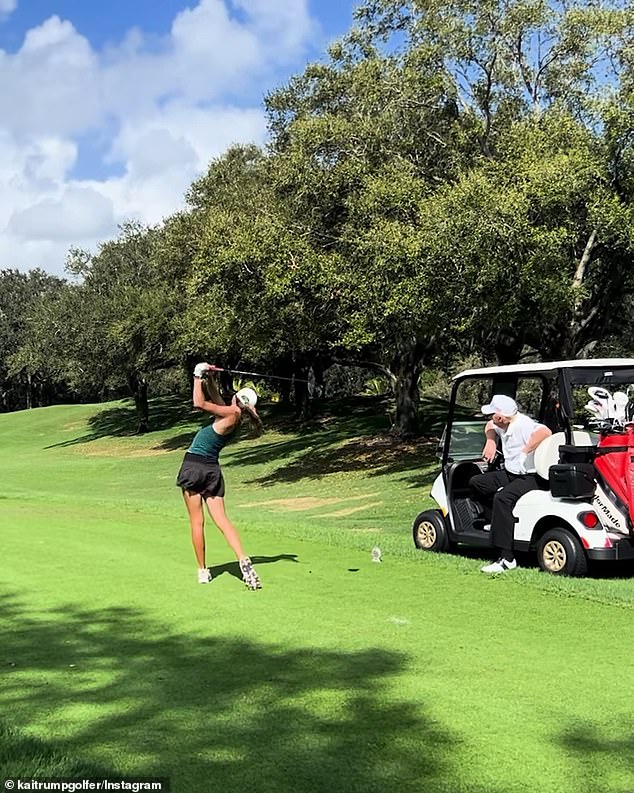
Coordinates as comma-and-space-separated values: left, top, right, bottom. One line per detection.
198, 568, 212, 584
483, 524, 491, 532
480, 558, 517, 574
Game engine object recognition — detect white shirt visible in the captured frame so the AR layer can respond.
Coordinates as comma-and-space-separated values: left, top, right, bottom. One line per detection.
492, 413, 545, 475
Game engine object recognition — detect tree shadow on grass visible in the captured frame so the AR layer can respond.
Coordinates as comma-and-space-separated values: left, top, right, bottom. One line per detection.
558, 721, 634, 793
0, 592, 505, 793
235, 433, 439, 487
46, 394, 435, 448
46, 396, 203, 448
0, 720, 114, 779
224, 397, 449, 487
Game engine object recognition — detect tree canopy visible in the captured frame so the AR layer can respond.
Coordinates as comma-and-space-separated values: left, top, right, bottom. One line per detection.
3, 0, 634, 435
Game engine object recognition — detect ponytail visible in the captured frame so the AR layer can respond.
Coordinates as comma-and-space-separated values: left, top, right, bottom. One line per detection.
241, 404, 264, 437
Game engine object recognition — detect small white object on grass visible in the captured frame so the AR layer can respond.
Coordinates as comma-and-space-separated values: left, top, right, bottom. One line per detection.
371, 546, 382, 563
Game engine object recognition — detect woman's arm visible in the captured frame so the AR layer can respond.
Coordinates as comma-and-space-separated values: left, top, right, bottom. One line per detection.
192, 364, 240, 419
201, 374, 226, 406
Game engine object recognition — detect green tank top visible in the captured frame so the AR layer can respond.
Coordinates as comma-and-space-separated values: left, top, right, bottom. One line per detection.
187, 423, 233, 461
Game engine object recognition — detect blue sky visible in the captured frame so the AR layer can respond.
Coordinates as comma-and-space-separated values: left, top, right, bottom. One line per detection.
0, 0, 354, 51
0, 0, 358, 275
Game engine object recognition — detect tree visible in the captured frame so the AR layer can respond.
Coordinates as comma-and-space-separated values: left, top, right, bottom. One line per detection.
0, 269, 67, 411
263, 0, 634, 433
180, 145, 342, 417
56, 223, 186, 432
419, 112, 634, 363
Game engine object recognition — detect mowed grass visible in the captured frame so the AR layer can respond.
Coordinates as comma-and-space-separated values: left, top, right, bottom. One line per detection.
1, 396, 634, 793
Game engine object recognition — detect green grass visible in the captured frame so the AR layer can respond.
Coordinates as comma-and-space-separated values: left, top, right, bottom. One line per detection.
1, 397, 634, 793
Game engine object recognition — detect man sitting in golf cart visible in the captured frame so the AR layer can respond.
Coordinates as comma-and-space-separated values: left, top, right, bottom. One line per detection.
470, 395, 552, 574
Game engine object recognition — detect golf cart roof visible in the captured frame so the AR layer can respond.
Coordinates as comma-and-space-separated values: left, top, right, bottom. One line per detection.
453, 359, 634, 380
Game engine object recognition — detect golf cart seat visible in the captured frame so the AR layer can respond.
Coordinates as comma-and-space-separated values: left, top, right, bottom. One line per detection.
534, 431, 593, 480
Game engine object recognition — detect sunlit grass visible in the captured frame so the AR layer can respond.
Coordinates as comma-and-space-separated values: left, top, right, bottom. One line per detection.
1, 397, 634, 792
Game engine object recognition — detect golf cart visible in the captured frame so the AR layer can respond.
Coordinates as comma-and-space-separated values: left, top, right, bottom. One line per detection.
413, 359, 634, 575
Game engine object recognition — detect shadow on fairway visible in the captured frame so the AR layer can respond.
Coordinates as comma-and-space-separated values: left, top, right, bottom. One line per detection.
226, 397, 457, 487
46, 396, 203, 448
0, 720, 113, 779
437, 546, 634, 579
209, 554, 299, 583
41, 395, 450, 491
46, 395, 390, 449
45, 397, 448, 483
0, 592, 506, 793
558, 721, 634, 793
233, 433, 438, 488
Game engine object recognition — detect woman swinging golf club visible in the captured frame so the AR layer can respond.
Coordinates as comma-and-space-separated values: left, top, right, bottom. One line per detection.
176, 362, 263, 589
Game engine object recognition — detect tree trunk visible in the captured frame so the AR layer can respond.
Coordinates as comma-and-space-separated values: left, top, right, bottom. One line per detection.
390, 340, 427, 437
535, 323, 589, 362
129, 374, 149, 433
536, 227, 601, 360
494, 330, 524, 365
26, 372, 33, 410
310, 353, 331, 399
391, 368, 421, 436
273, 354, 295, 403
293, 357, 311, 420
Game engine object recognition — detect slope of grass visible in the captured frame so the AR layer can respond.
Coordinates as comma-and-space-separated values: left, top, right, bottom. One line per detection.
1, 397, 633, 793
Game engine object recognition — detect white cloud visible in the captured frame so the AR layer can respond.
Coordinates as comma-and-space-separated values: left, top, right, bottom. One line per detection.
0, 236, 75, 275
9, 186, 116, 241
0, 0, 17, 19
0, 17, 102, 136
0, 0, 319, 275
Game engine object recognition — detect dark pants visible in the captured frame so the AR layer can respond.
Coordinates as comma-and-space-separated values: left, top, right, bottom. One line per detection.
469, 470, 544, 560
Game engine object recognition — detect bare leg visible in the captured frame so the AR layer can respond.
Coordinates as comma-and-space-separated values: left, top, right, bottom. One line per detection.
183, 490, 206, 568
205, 496, 246, 559
205, 496, 261, 589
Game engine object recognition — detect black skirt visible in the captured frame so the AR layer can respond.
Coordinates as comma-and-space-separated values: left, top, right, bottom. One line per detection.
176, 453, 226, 498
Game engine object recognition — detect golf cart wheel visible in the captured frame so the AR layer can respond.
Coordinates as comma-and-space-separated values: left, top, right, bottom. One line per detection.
537, 529, 588, 577
412, 510, 449, 553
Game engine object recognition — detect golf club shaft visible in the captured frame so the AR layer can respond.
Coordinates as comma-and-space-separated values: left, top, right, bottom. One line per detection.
217, 367, 312, 385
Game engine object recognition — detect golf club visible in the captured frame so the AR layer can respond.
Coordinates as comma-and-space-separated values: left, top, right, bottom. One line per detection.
214, 367, 313, 385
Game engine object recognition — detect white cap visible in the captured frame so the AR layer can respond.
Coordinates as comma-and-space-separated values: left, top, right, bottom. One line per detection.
481, 394, 518, 416
236, 387, 258, 408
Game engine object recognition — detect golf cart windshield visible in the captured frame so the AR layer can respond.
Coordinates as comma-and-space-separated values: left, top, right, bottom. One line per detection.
439, 421, 488, 462
442, 360, 634, 465
440, 373, 552, 464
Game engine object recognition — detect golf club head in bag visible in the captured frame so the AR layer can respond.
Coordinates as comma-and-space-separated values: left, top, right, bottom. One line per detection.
613, 391, 630, 423
621, 390, 634, 424
584, 400, 603, 418
587, 387, 614, 419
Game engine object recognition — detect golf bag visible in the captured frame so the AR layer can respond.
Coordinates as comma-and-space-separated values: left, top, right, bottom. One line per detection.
584, 388, 634, 536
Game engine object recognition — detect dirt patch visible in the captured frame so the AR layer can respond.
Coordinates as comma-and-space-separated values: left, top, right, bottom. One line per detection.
62, 422, 88, 432
320, 501, 383, 517
241, 496, 341, 511
241, 493, 379, 512
75, 443, 173, 458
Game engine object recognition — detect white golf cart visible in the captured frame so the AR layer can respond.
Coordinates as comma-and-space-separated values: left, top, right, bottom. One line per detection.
413, 359, 634, 575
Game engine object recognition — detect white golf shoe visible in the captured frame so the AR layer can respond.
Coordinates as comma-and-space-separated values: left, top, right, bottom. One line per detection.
480, 558, 518, 574
239, 557, 262, 590
198, 568, 213, 584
